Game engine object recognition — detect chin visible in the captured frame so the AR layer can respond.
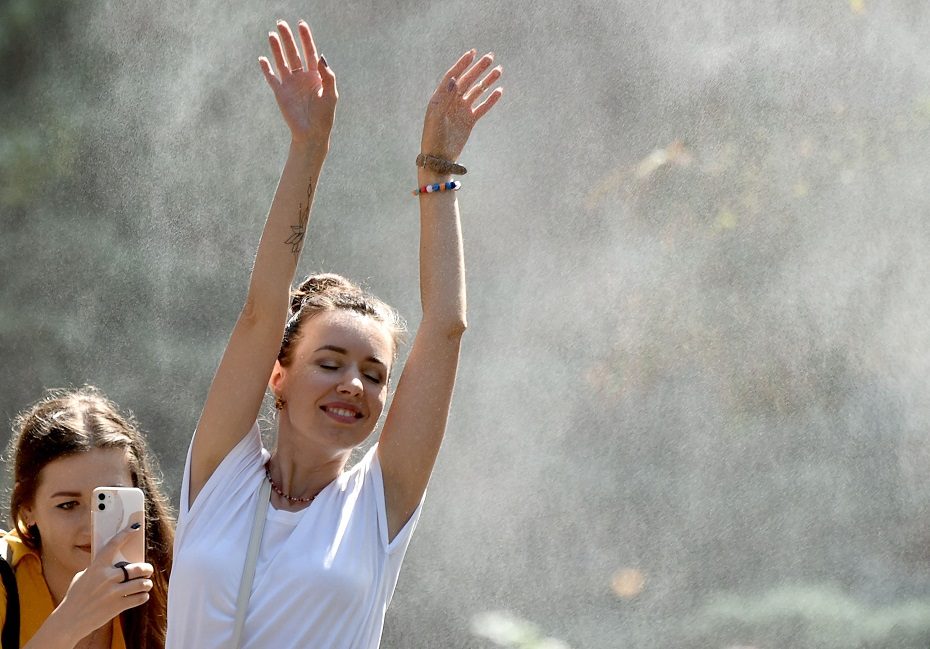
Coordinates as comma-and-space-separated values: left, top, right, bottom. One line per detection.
70, 552, 92, 572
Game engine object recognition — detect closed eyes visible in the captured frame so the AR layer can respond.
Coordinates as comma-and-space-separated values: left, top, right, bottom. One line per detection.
318, 361, 382, 384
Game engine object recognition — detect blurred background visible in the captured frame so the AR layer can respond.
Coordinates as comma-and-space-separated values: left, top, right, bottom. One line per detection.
3, 0, 930, 647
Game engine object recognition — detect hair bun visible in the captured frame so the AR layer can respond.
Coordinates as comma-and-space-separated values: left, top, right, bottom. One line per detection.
289, 273, 360, 314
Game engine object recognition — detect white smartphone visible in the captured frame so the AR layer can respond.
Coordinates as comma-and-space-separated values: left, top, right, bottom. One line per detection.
91, 487, 145, 564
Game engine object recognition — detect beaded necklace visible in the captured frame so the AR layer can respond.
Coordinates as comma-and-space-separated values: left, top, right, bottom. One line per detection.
264, 462, 316, 504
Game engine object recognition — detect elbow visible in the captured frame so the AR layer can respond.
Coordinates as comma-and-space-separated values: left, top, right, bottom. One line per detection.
239, 293, 269, 328
446, 318, 467, 341
240, 294, 260, 324
420, 312, 467, 341
239, 293, 283, 333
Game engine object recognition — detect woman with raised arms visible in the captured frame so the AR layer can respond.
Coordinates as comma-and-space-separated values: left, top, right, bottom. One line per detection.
165, 18, 503, 649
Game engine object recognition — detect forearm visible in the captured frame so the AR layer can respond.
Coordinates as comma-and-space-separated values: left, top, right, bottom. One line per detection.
23, 608, 85, 649
245, 138, 328, 320
417, 167, 466, 334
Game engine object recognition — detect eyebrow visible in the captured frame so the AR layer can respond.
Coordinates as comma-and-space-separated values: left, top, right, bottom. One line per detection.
49, 483, 130, 499
314, 345, 387, 368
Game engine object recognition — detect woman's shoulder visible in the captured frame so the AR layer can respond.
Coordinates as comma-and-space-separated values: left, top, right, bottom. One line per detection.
0, 530, 37, 569
0, 530, 29, 628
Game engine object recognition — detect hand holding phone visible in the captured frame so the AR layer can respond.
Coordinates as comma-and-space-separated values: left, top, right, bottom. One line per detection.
92, 487, 145, 564
50, 496, 153, 641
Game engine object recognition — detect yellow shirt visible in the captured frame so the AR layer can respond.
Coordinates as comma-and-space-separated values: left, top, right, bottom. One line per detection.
0, 531, 126, 648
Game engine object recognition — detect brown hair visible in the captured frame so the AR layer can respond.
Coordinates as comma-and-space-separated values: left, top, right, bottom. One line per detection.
278, 273, 406, 367
6, 386, 174, 649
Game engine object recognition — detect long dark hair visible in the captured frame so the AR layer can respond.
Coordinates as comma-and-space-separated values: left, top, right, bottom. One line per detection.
6, 386, 174, 649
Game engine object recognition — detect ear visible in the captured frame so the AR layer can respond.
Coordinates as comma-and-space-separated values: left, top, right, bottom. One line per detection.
20, 502, 35, 528
269, 359, 286, 396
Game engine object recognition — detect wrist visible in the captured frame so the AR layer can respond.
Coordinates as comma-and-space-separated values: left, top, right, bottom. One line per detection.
38, 603, 88, 649
416, 153, 467, 176
417, 168, 454, 184
289, 136, 330, 159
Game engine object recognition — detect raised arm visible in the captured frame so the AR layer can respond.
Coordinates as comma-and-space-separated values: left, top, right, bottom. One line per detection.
189, 20, 337, 505
378, 51, 503, 539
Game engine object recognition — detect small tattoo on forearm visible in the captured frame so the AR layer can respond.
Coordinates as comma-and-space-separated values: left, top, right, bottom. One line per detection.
285, 178, 313, 256
285, 221, 306, 256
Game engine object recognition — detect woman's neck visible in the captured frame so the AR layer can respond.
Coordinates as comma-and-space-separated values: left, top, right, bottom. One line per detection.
268, 427, 349, 510
40, 554, 77, 606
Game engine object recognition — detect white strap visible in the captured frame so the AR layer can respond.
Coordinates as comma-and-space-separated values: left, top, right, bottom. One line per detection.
231, 477, 272, 649
0, 537, 10, 564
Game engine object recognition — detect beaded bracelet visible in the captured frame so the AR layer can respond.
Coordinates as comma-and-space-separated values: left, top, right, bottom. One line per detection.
412, 180, 461, 196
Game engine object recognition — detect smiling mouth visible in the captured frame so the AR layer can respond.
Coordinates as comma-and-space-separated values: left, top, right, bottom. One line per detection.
76, 545, 91, 553
321, 405, 363, 420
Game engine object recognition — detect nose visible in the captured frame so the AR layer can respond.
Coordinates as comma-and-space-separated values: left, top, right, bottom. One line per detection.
337, 370, 364, 397
80, 508, 93, 539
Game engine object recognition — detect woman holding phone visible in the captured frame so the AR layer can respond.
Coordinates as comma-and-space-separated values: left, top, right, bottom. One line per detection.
1, 387, 174, 649
166, 17, 502, 649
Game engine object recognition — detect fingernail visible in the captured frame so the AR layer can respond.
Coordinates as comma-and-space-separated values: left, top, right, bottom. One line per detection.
320, 54, 329, 68
268, 32, 275, 39
131, 522, 141, 530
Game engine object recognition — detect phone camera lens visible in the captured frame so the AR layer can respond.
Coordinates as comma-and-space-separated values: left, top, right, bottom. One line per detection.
98, 503, 105, 510
98, 493, 105, 500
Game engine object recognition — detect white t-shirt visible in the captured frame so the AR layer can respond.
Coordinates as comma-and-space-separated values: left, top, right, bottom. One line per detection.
165, 423, 422, 649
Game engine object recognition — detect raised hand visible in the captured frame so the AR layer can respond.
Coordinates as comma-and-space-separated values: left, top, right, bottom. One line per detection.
54, 525, 154, 642
421, 51, 503, 163
259, 19, 338, 144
